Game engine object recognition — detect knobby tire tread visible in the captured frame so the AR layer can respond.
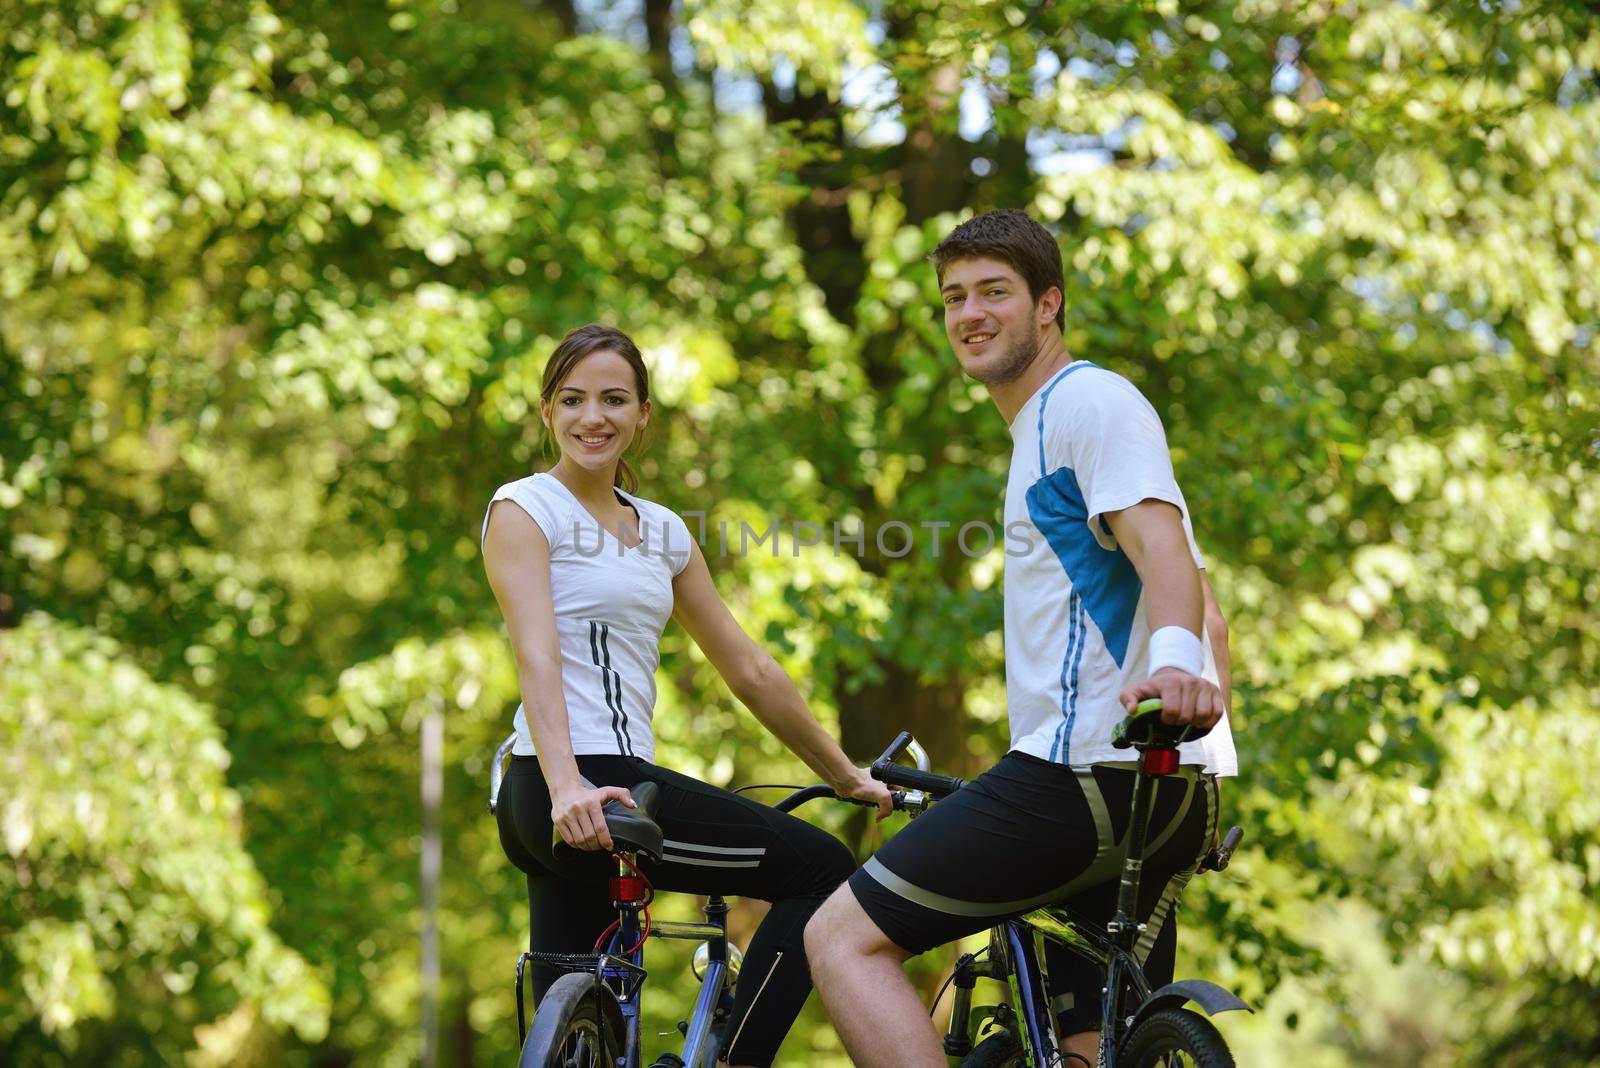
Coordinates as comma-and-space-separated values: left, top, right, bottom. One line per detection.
959, 1031, 1025, 1068
519, 973, 616, 1068
1118, 1007, 1235, 1067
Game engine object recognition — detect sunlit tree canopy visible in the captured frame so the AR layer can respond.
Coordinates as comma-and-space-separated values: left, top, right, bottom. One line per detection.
4, 0, 1597, 1063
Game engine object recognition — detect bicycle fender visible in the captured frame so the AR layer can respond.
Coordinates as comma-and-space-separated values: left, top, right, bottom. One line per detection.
1131, 979, 1252, 1026
533, 973, 628, 1052
592, 978, 627, 1050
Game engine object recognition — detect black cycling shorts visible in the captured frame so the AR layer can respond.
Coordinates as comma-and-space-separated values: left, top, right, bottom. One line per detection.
847, 751, 1216, 1034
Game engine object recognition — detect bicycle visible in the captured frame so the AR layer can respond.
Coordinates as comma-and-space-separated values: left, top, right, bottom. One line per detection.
868, 699, 1250, 1068
486, 735, 925, 1068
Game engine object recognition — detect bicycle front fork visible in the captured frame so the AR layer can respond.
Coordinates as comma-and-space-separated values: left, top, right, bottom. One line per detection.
942, 926, 1052, 1064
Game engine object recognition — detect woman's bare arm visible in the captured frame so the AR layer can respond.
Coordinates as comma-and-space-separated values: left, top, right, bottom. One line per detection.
483, 502, 634, 850
670, 539, 891, 818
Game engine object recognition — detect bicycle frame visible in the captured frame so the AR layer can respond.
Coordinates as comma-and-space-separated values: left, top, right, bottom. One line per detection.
939, 740, 1240, 1067
642, 897, 734, 1067
944, 896, 1168, 1067
587, 880, 738, 1068
978, 907, 1154, 1068
494, 736, 739, 1068
513, 877, 736, 1068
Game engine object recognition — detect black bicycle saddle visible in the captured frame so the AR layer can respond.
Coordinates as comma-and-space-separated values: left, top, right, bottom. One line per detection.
1111, 699, 1214, 750
552, 780, 664, 863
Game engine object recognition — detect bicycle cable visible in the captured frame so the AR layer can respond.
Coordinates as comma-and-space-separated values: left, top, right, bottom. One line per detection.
928, 947, 989, 1018
731, 784, 808, 795
928, 971, 958, 1018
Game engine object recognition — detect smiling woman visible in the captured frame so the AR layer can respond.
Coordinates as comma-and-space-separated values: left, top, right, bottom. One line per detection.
480, 323, 893, 1068
537, 325, 653, 495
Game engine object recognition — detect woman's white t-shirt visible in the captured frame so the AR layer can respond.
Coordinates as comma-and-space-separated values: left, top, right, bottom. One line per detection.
482, 473, 694, 761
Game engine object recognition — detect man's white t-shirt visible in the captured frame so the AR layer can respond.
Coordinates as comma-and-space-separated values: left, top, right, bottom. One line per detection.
481, 473, 694, 761
1004, 362, 1237, 775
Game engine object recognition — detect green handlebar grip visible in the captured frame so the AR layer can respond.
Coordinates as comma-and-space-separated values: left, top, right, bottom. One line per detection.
1136, 698, 1165, 715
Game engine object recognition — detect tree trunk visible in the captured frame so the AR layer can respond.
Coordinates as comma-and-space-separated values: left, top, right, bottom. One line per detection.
643, 0, 681, 170
643, 0, 677, 95
450, 1001, 476, 1067
761, 82, 862, 325
839, 663, 973, 778
899, 62, 971, 224
539, 0, 576, 37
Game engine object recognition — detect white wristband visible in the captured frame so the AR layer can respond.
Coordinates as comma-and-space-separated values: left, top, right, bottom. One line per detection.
1148, 626, 1204, 677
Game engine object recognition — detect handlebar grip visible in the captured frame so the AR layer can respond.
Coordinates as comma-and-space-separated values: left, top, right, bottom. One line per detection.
870, 759, 966, 799
1203, 825, 1245, 873
877, 731, 914, 766
771, 784, 910, 814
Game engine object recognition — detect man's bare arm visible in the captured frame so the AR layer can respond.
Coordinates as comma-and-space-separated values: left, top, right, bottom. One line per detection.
1200, 570, 1231, 711
1104, 499, 1225, 729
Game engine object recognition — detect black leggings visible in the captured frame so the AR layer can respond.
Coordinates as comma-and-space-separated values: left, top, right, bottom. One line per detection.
496, 754, 856, 1066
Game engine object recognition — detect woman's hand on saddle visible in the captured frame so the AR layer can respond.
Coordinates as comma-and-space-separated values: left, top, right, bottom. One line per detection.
832, 767, 895, 821
551, 784, 636, 851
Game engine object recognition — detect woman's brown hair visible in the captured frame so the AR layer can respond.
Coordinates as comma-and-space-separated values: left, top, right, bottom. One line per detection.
539, 324, 651, 492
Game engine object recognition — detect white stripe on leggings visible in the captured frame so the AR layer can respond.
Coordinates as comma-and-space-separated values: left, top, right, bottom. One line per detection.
725, 950, 782, 1057
659, 853, 762, 869
662, 839, 767, 857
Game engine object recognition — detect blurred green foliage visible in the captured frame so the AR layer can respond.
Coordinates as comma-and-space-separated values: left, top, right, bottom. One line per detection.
1, 616, 329, 1064
3, 0, 1597, 1064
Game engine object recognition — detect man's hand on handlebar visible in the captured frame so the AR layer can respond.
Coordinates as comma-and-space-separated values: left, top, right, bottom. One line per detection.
1119, 669, 1226, 730
831, 767, 895, 821
551, 784, 636, 852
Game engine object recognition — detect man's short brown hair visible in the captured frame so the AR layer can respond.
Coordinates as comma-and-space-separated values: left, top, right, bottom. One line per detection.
931, 210, 1065, 330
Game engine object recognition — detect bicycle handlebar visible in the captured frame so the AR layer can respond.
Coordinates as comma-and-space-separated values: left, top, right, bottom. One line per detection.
1203, 825, 1245, 873
870, 762, 968, 799
771, 784, 839, 813
490, 730, 1242, 866
768, 732, 949, 813
771, 784, 925, 815
870, 731, 968, 799
486, 733, 907, 818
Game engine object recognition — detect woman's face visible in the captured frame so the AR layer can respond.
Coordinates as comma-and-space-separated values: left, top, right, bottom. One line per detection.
541, 349, 649, 476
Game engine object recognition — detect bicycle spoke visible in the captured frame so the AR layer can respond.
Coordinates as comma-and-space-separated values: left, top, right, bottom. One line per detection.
559, 1023, 599, 1068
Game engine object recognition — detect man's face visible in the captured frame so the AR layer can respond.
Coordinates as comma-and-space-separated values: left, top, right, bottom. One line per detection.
939, 257, 1050, 387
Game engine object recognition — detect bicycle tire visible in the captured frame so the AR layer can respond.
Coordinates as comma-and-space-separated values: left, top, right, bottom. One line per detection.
1117, 1007, 1235, 1067
959, 1031, 1024, 1068
519, 973, 620, 1068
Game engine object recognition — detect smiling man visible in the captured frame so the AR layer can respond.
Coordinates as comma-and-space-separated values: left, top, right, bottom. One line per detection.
805, 210, 1239, 1067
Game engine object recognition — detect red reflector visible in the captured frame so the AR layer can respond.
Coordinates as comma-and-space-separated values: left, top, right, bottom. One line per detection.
611, 875, 647, 903
1143, 749, 1179, 776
